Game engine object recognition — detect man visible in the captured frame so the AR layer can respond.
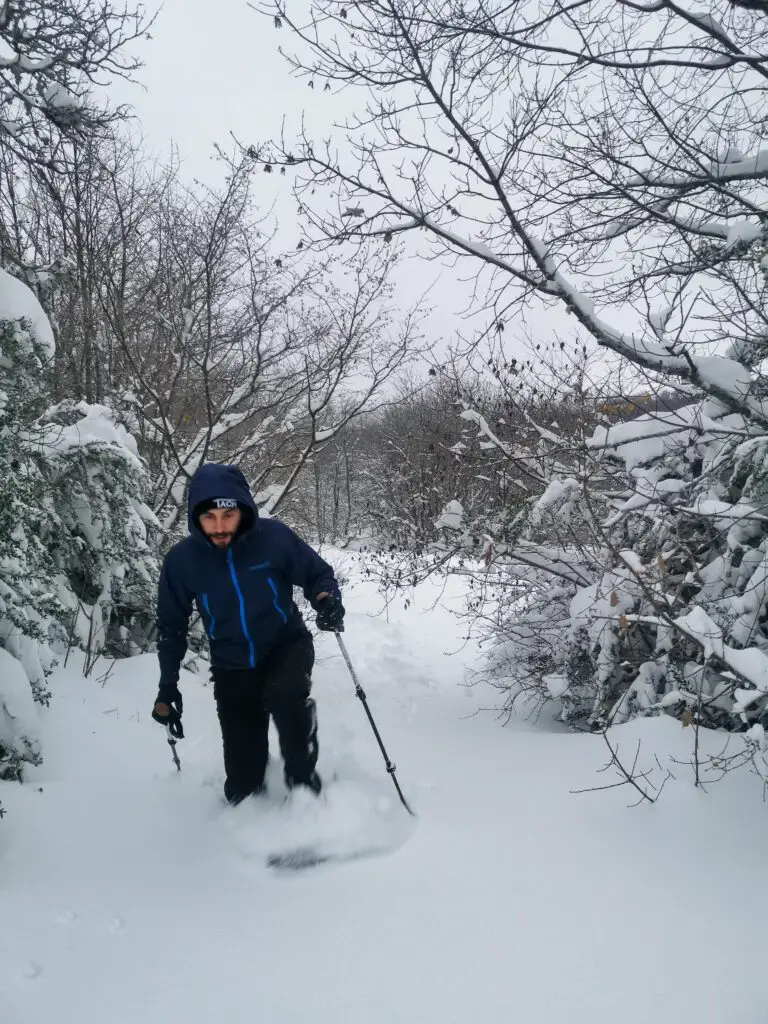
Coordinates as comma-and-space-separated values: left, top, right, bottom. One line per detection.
151, 462, 344, 804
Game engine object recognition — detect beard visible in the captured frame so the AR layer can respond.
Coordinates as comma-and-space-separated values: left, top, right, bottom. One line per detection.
208, 532, 236, 547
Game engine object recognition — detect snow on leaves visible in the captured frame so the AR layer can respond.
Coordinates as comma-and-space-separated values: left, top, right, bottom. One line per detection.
0, 268, 54, 358
0, 647, 41, 782
0, 274, 158, 782
435, 499, 464, 532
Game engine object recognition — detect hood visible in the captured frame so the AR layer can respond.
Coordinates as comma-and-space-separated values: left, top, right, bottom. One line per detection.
187, 463, 259, 539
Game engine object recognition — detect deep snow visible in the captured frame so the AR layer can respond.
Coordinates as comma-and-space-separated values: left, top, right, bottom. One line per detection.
3, 556, 768, 1023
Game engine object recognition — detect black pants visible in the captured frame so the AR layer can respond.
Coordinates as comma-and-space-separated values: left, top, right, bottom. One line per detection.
212, 635, 319, 804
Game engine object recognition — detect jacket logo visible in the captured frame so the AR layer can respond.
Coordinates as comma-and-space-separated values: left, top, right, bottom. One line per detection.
214, 498, 238, 509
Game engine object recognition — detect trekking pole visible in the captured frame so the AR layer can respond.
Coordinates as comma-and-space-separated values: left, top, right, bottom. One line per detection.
166, 725, 181, 771
334, 631, 415, 816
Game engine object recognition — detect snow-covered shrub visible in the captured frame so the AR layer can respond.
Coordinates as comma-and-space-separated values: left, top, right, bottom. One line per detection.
0, 268, 159, 787
35, 400, 159, 662
479, 387, 768, 734
0, 271, 65, 699
587, 396, 768, 730
0, 648, 42, 784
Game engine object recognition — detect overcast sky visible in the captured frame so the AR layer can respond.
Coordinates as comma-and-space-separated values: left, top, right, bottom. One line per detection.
109, 0, 576, 364
114, 0, 326, 183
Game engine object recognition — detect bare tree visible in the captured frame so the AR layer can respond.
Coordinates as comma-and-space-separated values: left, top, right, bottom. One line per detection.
2, 117, 423, 549
0, 128, 165, 400
84, 150, 425, 539
0, 0, 153, 394
0, 0, 151, 176
261, 0, 767, 418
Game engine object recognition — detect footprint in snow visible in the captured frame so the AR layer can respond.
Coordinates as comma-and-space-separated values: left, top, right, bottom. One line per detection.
23, 962, 43, 980
56, 910, 77, 924
108, 917, 125, 933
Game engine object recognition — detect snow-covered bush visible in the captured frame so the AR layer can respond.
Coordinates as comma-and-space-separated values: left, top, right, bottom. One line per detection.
370, 348, 768, 738
35, 400, 159, 662
0, 647, 42, 786
0, 268, 159, 788
588, 396, 768, 728
0, 269, 65, 712
474, 385, 768, 736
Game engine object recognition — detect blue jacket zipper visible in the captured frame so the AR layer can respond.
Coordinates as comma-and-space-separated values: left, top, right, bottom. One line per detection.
201, 592, 215, 639
267, 576, 288, 624
227, 549, 255, 668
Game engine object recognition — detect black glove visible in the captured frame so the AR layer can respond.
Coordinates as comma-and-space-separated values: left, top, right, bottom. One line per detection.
316, 594, 345, 632
152, 685, 184, 739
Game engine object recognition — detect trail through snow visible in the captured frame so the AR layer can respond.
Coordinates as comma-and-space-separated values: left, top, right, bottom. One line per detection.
3, 558, 768, 1023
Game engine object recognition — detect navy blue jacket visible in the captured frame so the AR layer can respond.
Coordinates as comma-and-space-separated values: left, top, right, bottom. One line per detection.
156, 463, 340, 688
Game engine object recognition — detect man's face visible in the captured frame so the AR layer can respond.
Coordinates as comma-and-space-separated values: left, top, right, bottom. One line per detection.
199, 507, 242, 548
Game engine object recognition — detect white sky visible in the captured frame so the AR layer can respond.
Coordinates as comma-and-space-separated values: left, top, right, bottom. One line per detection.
113, 0, 325, 184
109, 0, 577, 363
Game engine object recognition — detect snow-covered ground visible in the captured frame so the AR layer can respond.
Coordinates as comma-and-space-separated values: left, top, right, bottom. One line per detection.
3, 554, 768, 1023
